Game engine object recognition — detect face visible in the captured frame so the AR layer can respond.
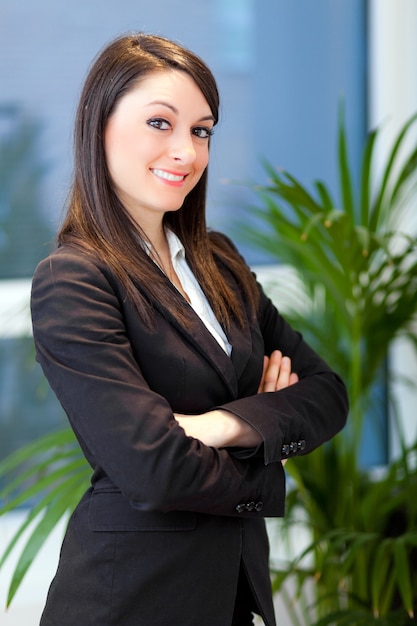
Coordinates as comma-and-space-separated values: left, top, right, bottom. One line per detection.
104, 70, 215, 230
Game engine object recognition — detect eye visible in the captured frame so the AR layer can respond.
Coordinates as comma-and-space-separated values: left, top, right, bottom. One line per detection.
147, 117, 171, 131
192, 126, 214, 139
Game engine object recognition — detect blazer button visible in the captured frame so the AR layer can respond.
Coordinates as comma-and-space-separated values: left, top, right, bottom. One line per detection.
246, 501, 255, 512
235, 503, 246, 514
254, 502, 263, 512
289, 441, 297, 454
281, 444, 290, 456
298, 440, 306, 451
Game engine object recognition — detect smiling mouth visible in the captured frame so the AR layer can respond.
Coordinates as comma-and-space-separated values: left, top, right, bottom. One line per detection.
152, 169, 187, 182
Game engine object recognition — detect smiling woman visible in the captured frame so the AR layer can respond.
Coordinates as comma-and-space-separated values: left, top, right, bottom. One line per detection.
103, 70, 216, 301
104, 71, 214, 236
29, 33, 348, 626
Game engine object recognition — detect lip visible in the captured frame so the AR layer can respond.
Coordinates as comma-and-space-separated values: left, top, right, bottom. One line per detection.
151, 168, 189, 185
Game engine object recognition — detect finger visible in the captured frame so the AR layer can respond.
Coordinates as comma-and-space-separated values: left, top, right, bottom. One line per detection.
289, 372, 299, 386
262, 350, 283, 392
275, 355, 293, 390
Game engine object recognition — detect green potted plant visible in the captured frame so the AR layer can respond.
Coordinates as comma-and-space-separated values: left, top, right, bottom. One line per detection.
240, 109, 417, 624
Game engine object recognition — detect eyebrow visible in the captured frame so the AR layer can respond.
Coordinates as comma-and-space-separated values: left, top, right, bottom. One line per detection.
147, 100, 215, 123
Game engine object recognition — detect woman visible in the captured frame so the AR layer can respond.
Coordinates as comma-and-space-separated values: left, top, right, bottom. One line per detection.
31, 33, 348, 626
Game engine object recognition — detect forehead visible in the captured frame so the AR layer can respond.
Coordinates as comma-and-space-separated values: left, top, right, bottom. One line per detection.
123, 70, 211, 113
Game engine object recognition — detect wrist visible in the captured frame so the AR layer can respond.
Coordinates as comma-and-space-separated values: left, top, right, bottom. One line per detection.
215, 410, 261, 448
215, 410, 241, 447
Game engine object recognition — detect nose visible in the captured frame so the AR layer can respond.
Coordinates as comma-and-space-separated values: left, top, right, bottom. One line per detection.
169, 130, 196, 164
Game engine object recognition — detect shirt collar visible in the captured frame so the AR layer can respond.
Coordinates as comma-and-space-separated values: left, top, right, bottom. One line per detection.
165, 228, 185, 262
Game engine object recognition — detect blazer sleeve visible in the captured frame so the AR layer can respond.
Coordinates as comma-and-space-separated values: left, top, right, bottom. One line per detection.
219, 282, 349, 465
31, 249, 286, 518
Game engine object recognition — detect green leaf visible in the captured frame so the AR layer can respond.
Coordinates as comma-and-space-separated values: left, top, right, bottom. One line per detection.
0, 428, 90, 607
393, 539, 415, 619
0, 450, 84, 506
371, 539, 392, 616
0, 428, 78, 475
0, 466, 89, 571
337, 104, 355, 220
370, 112, 417, 231
314, 180, 335, 214
5, 486, 74, 607
359, 127, 378, 227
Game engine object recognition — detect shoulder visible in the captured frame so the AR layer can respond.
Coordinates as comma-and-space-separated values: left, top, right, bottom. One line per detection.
33, 244, 111, 283
31, 244, 124, 305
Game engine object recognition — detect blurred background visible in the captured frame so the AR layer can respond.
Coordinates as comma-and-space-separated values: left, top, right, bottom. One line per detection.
0, 0, 416, 623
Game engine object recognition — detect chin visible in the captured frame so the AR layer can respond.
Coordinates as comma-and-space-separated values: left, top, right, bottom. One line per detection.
165, 203, 184, 213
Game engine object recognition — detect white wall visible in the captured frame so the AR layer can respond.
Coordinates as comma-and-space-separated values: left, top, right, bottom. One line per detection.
368, 0, 417, 458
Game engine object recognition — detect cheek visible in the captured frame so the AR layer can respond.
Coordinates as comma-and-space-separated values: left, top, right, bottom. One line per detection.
196, 146, 210, 173
104, 126, 149, 184
105, 127, 132, 158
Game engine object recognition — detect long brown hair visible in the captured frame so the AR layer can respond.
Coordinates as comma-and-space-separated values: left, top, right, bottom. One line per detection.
59, 33, 259, 329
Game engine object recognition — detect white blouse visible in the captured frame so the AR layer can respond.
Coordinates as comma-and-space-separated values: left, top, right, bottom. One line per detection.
148, 230, 232, 356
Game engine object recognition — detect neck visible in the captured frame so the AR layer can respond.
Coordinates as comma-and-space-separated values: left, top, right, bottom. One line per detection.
144, 221, 166, 250
146, 227, 172, 277
147, 230, 190, 303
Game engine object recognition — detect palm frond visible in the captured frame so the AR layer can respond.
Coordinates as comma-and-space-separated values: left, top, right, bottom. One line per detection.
0, 428, 90, 606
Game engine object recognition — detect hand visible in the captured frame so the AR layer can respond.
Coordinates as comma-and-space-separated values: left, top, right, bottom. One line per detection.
175, 351, 298, 449
175, 409, 262, 449
258, 350, 299, 393
257, 350, 299, 466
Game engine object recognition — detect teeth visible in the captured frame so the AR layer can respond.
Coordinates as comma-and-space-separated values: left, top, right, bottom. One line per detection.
153, 169, 185, 182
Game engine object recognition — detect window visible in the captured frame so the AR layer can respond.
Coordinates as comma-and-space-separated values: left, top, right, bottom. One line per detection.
1, 0, 382, 468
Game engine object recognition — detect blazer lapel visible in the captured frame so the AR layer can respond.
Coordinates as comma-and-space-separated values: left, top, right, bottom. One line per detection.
148, 285, 254, 399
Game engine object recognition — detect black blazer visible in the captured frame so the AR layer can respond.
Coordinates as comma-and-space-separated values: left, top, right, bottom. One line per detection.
31, 240, 348, 626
